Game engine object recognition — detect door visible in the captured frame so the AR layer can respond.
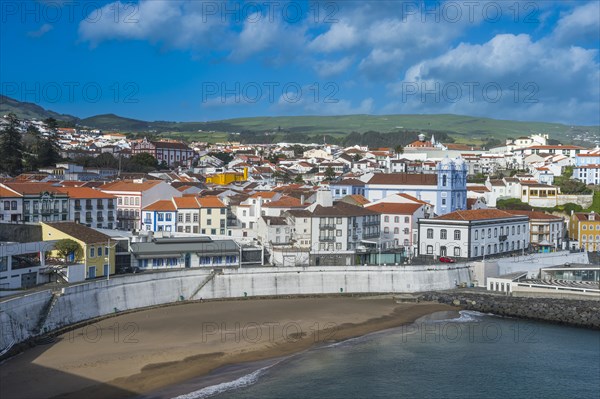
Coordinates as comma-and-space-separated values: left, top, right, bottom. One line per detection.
185, 253, 191, 268
21, 272, 37, 288
88, 266, 96, 279
103, 264, 109, 277
440, 246, 447, 257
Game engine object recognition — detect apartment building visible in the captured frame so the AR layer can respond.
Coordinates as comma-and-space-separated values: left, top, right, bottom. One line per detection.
569, 212, 600, 252
56, 187, 116, 229
1, 183, 69, 223
506, 210, 564, 252
100, 179, 182, 231
418, 209, 530, 260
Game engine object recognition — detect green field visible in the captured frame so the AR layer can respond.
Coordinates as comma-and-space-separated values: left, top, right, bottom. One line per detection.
3, 95, 598, 145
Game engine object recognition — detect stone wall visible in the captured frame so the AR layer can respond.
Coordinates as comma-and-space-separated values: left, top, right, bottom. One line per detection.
0, 224, 41, 242
420, 291, 600, 329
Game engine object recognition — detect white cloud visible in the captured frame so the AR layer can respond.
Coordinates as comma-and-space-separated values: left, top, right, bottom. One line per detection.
27, 23, 53, 38
552, 1, 600, 45
388, 32, 599, 124
308, 22, 359, 53
314, 57, 353, 78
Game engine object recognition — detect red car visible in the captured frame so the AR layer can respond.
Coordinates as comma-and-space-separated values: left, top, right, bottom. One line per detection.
439, 257, 456, 263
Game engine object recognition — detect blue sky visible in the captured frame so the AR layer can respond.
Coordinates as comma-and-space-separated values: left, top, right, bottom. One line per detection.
1, 0, 599, 125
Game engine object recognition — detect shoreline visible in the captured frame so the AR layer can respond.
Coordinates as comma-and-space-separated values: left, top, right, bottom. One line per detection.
0, 297, 457, 399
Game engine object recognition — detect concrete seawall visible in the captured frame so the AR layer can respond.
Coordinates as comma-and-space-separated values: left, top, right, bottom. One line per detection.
420, 291, 600, 329
0, 265, 470, 353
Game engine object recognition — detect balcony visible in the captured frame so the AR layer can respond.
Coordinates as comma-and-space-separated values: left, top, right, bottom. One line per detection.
97, 204, 104, 210
319, 236, 335, 242
74, 205, 82, 211
86, 217, 93, 223
108, 216, 115, 221
40, 208, 56, 215
120, 214, 140, 220
108, 203, 115, 209
363, 232, 380, 239
319, 224, 336, 230
364, 221, 380, 227
85, 205, 93, 210
143, 219, 152, 225
97, 217, 104, 222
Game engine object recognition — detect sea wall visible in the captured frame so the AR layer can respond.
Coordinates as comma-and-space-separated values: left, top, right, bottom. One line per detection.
0, 265, 470, 352
420, 291, 600, 329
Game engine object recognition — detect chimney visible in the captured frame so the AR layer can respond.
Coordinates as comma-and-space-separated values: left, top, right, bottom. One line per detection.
300, 195, 305, 205
315, 189, 333, 207
267, 218, 271, 226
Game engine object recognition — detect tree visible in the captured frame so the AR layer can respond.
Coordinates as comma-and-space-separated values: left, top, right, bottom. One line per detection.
54, 239, 83, 266
38, 117, 61, 167
130, 152, 158, 169
294, 174, 305, 183
0, 113, 23, 176
324, 166, 336, 180
394, 145, 404, 156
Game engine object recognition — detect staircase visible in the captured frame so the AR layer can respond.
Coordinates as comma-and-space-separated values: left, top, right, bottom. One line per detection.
189, 271, 218, 300
34, 291, 61, 335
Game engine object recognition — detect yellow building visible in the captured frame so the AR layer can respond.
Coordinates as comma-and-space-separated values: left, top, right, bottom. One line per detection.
205, 167, 248, 185
41, 222, 116, 279
569, 212, 600, 251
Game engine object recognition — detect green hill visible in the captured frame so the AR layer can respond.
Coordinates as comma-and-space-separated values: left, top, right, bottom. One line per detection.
0, 95, 79, 123
2, 95, 598, 145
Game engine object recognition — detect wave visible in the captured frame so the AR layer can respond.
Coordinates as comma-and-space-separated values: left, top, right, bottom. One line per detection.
170, 361, 280, 399
430, 310, 494, 323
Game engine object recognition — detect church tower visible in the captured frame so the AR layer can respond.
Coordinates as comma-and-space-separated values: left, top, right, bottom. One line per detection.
436, 157, 467, 215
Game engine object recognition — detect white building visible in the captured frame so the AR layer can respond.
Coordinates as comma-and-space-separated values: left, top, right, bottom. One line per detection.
418, 209, 530, 260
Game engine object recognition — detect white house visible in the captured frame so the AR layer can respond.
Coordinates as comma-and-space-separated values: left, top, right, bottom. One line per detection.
418, 209, 530, 260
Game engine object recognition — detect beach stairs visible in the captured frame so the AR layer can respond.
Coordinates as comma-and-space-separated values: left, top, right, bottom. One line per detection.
34, 290, 62, 336
189, 270, 218, 300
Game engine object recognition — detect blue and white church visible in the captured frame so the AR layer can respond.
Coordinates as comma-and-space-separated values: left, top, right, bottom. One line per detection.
361, 157, 468, 215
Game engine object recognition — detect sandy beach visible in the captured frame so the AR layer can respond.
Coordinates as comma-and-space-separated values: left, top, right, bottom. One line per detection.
0, 297, 456, 399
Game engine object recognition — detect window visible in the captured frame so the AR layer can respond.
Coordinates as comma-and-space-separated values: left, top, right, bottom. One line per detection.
404, 216, 409, 223
3, 202, 9, 210
135, 197, 140, 206
118, 197, 123, 205
166, 213, 172, 221
582, 225, 587, 230
90, 247, 95, 258
394, 216, 400, 223
454, 230, 461, 240
193, 214, 199, 222
494, 244, 497, 253
488, 228, 492, 238
474, 247, 478, 256
582, 234, 586, 241
336, 243, 342, 250
384, 227, 390, 234
475, 230, 479, 240
517, 225, 521, 234
442, 175, 447, 186
441, 199, 446, 205
454, 247, 460, 256
11, 201, 16, 210
124, 197, 129, 205
157, 213, 164, 221
427, 245, 433, 254
207, 219, 212, 225
185, 214, 191, 223
336, 229, 342, 237
440, 229, 447, 239
384, 216, 389, 222
178, 214, 183, 222
427, 229, 433, 239
512, 226, 515, 235
336, 217, 342, 224
494, 228, 498, 237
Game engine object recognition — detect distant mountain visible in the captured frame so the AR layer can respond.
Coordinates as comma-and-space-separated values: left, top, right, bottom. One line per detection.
1, 95, 598, 145
0, 95, 79, 123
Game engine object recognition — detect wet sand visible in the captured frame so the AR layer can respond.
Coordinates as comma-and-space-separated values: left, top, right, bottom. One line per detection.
0, 297, 456, 399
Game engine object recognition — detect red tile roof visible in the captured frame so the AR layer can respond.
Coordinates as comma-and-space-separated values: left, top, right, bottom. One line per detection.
366, 203, 422, 215
143, 200, 177, 211
368, 173, 437, 186
504, 210, 562, 220
197, 196, 226, 208
433, 209, 528, 221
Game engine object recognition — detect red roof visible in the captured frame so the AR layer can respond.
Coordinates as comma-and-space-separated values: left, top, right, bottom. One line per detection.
433, 209, 528, 221
366, 203, 422, 215
143, 200, 176, 212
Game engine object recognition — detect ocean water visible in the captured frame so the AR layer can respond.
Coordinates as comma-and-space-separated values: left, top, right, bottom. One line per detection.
170, 311, 600, 399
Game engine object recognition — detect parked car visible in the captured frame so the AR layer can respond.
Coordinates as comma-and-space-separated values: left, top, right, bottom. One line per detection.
439, 257, 456, 263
